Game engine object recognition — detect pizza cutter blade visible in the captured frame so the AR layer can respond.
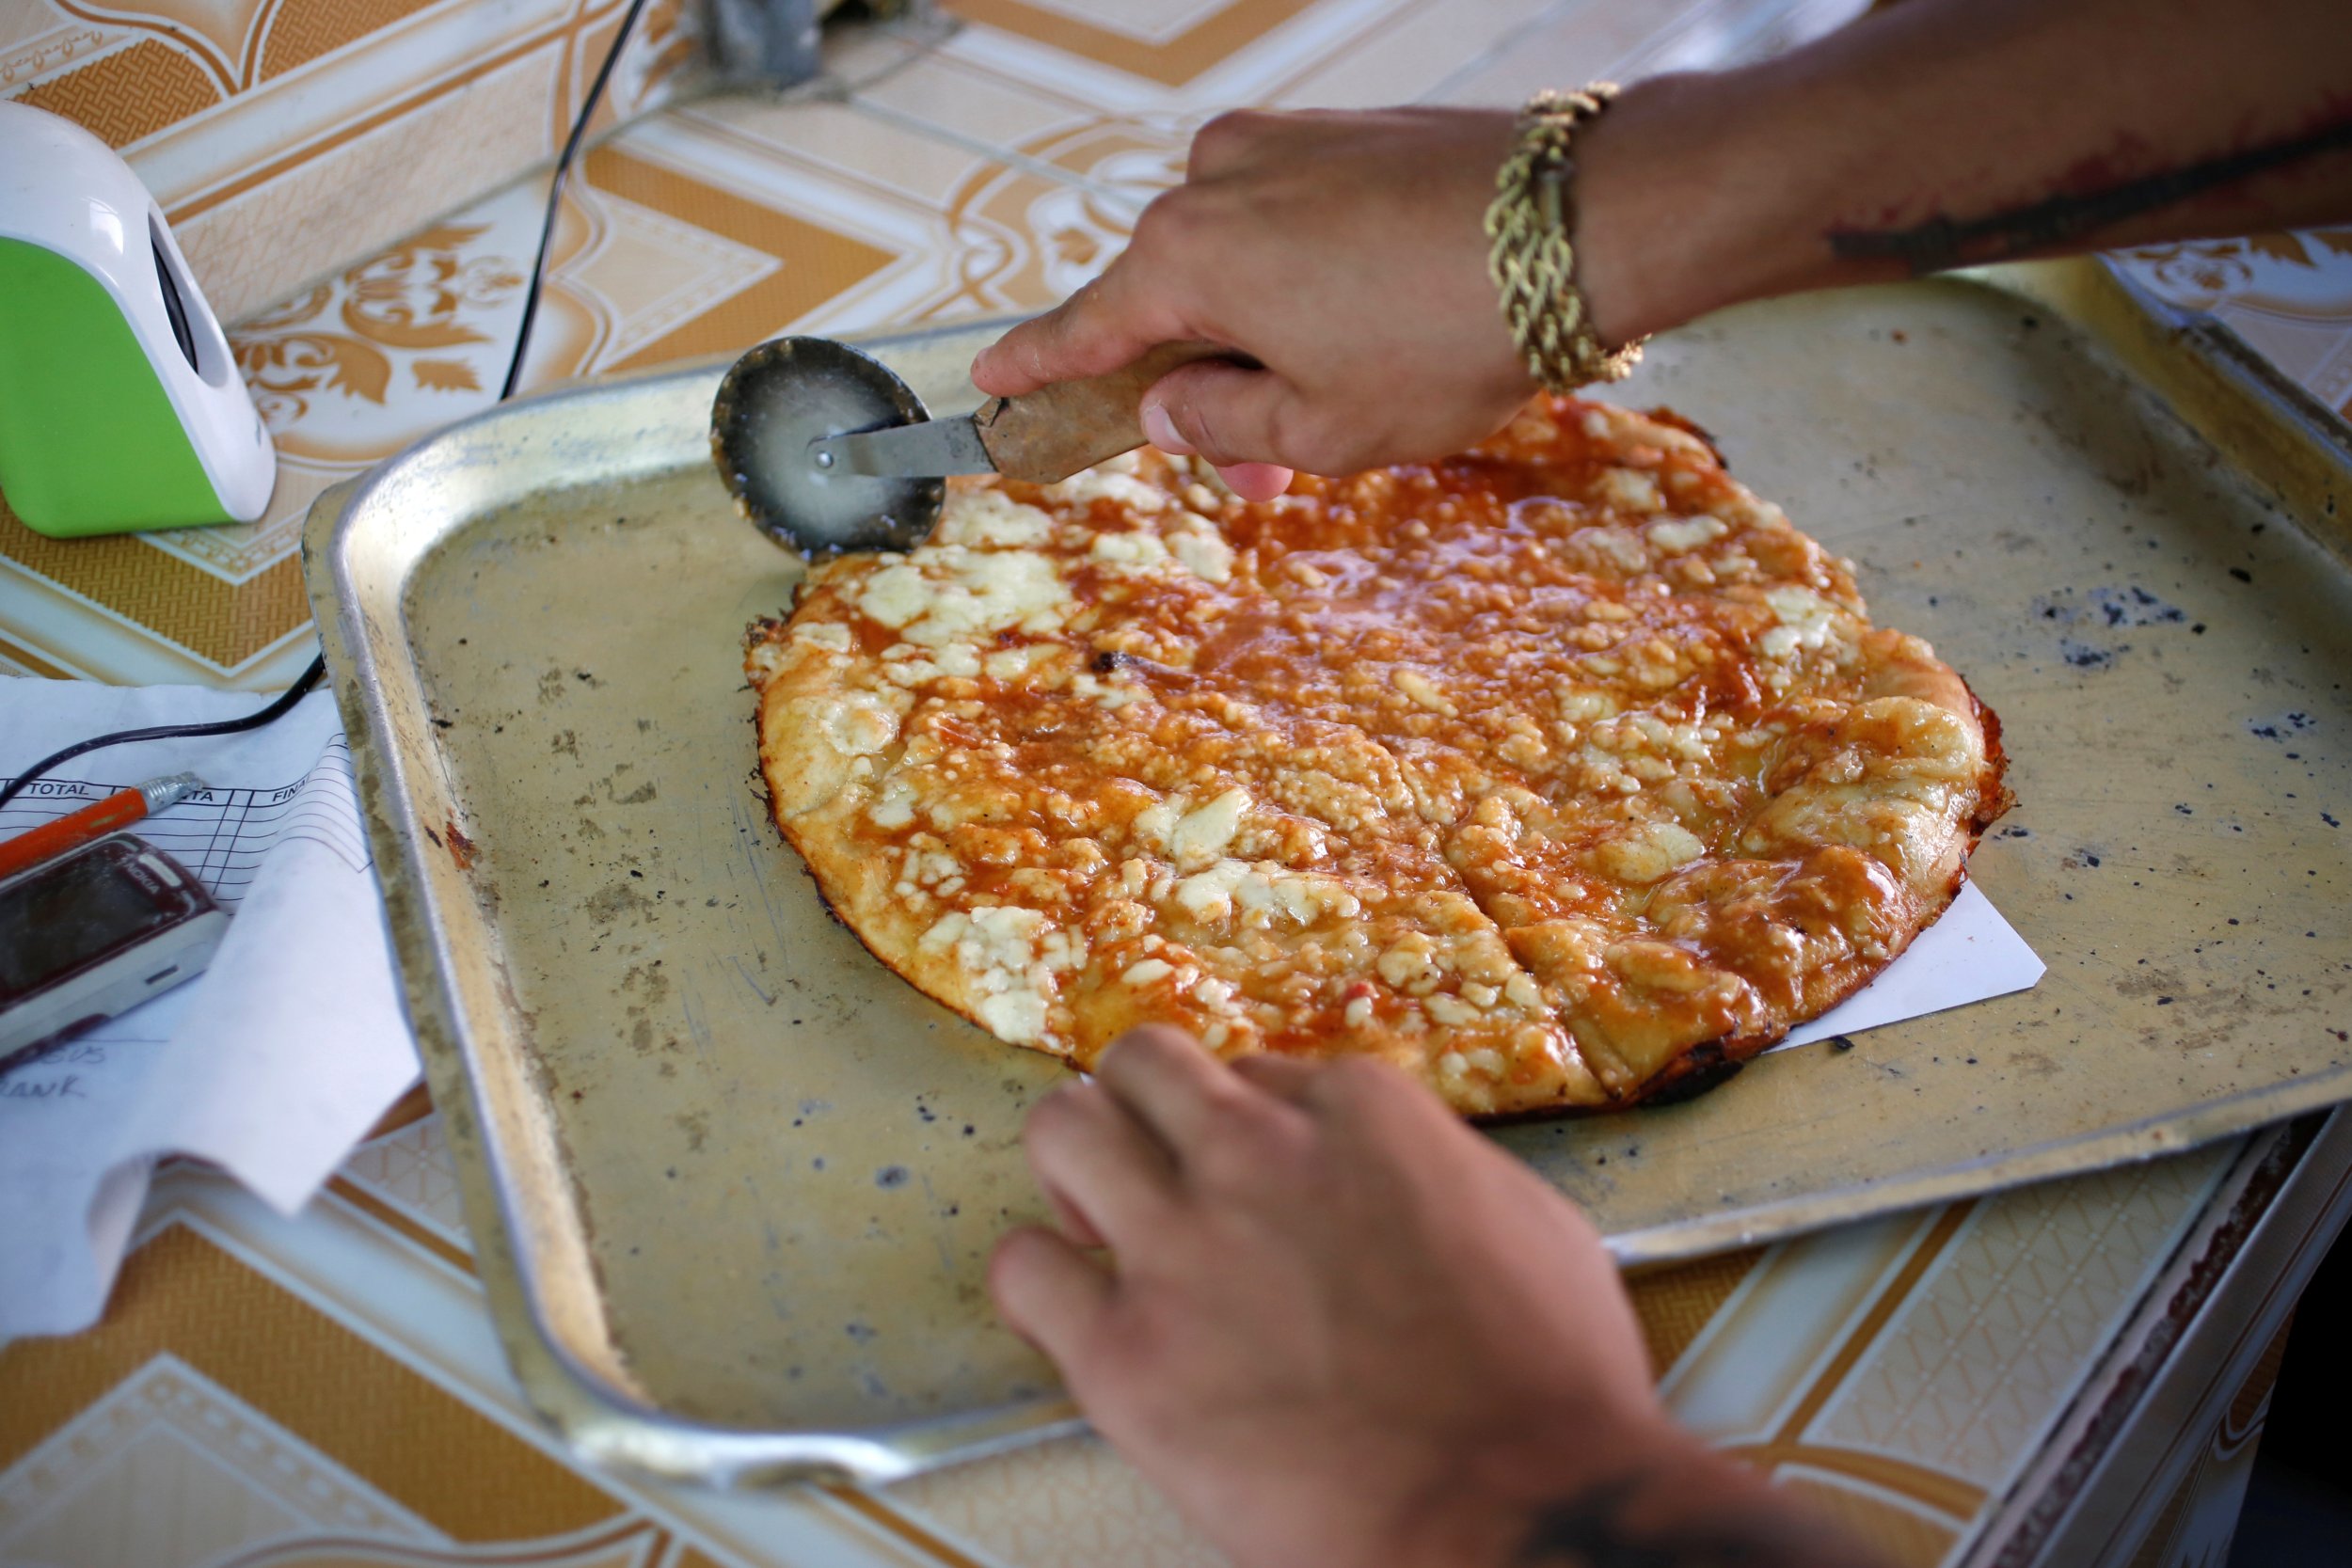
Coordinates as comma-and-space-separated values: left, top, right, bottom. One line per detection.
708, 336, 945, 555
710, 335, 1240, 554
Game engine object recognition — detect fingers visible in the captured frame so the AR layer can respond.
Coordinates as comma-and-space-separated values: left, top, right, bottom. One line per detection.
989, 1225, 1113, 1369
1138, 404, 1294, 499
1136, 397, 1194, 456
1212, 462, 1295, 503
1041, 1178, 1108, 1251
1301, 1056, 1500, 1189
1141, 359, 1334, 477
1299, 1053, 1438, 1133
972, 262, 1196, 398
1229, 1052, 1319, 1101
1024, 1077, 1181, 1248
1185, 108, 1283, 181
1092, 1024, 1267, 1154
1138, 403, 1294, 501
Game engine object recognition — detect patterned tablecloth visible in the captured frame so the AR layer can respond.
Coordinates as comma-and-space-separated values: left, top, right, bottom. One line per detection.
4, 3, 2350, 1566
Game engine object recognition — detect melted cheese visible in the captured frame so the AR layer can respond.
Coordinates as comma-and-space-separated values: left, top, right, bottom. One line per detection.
853, 547, 1071, 649
1168, 527, 1234, 583
932, 488, 1057, 547
1169, 787, 1249, 866
749, 397, 1998, 1115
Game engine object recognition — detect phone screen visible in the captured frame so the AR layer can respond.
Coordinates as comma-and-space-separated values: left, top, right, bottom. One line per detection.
0, 846, 185, 1004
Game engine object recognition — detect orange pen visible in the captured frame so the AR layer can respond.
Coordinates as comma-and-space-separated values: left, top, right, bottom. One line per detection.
0, 771, 207, 883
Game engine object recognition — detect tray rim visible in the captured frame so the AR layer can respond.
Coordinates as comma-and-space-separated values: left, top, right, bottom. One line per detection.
300, 259, 2352, 1486
302, 323, 1088, 1487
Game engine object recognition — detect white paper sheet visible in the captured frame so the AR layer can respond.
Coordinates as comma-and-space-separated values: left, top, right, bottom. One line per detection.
1774, 879, 2044, 1052
0, 676, 419, 1338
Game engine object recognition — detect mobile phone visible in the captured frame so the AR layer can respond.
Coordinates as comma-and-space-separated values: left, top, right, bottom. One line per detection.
0, 833, 227, 1071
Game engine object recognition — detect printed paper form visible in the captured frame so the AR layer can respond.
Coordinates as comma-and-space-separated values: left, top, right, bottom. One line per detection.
0, 677, 419, 1337
0, 741, 372, 906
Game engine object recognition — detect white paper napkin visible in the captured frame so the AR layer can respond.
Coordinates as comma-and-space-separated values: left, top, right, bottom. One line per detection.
0, 676, 420, 1338
1777, 879, 2043, 1052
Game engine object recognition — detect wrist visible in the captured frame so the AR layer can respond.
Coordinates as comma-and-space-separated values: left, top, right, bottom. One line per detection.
1495, 1433, 1888, 1568
1567, 69, 1823, 345
1386, 1402, 1892, 1568
1387, 1398, 1694, 1568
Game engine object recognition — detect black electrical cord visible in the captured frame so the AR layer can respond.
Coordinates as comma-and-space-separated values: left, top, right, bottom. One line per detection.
504, 0, 651, 402
0, 0, 651, 816
0, 659, 327, 814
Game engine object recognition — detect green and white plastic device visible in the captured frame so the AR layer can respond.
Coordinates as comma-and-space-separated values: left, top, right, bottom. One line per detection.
0, 101, 275, 537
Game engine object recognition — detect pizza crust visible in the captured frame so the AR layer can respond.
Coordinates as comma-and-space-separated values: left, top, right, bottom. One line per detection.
746, 398, 2009, 1116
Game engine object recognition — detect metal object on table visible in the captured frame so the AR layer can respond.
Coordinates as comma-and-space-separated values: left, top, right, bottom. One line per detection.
303, 261, 2352, 1486
807, 405, 994, 481
708, 335, 944, 553
709, 334, 1230, 551
704, 0, 823, 89
705, 0, 939, 89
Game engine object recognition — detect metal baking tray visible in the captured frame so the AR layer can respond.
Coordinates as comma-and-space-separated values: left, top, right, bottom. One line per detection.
305, 258, 2352, 1485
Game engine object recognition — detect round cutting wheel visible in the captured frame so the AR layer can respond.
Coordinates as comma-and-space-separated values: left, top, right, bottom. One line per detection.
709, 336, 945, 554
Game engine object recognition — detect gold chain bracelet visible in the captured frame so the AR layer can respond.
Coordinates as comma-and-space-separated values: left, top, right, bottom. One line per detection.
1485, 85, 1645, 393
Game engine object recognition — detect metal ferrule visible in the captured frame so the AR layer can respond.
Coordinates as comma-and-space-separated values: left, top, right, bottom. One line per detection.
141, 772, 206, 815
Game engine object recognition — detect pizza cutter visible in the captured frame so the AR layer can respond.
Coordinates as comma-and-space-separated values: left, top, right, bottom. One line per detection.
709, 335, 1231, 553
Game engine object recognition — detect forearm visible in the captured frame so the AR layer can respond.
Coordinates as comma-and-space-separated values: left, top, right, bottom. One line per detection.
1577, 0, 2352, 342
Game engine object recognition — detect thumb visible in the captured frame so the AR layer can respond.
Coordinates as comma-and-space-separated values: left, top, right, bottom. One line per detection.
1141, 360, 1323, 491
1140, 394, 1293, 501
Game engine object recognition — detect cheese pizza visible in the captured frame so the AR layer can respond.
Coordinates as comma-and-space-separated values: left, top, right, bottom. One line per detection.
745, 397, 2008, 1116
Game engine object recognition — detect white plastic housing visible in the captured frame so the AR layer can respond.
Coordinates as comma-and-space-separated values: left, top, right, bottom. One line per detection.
0, 100, 276, 522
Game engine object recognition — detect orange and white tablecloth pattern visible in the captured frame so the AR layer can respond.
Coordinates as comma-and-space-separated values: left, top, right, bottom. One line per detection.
2109, 232, 2352, 419
0, 0, 708, 327
3, 3, 2348, 1566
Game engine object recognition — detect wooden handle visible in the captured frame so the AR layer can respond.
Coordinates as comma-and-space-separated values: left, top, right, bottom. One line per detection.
976, 341, 1238, 483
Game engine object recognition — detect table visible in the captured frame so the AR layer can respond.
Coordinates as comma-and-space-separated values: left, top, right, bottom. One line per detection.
5, 3, 2351, 1563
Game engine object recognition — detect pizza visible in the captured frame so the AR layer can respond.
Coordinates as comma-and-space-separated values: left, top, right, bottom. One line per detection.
744, 396, 2008, 1116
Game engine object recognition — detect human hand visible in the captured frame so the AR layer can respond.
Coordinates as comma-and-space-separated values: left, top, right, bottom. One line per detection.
976, 0, 2352, 504
989, 1028, 1877, 1568
970, 109, 1539, 499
